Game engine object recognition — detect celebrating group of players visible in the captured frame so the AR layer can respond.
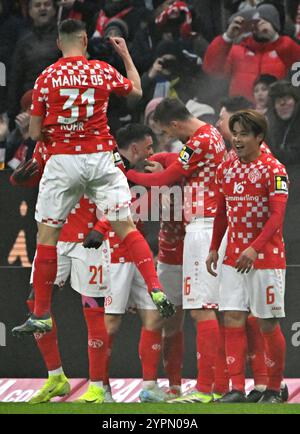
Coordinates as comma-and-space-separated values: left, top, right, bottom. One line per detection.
10, 18, 289, 405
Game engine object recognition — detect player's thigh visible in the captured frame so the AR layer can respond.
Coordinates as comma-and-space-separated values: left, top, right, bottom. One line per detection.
85, 152, 131, 221
157, 262, 182, 307
247, 269, 286, 319
219, 264, 249, 312
35, 155, 85, 226
129, 267, 155, 311
182, 219, 221, 309
105, 263, 135, 314
29, 242, 71, 287
69, 242, 111, 298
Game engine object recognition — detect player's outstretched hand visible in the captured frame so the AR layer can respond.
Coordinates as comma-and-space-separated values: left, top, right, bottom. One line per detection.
206, 250, 219, 277
109, 37, 130, 58
83, 230, 104, 249
235, 246, 257, 273
11, 159, 39, 185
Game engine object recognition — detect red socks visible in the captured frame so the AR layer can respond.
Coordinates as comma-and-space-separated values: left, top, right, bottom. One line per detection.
246, 316, 268, 386
33, 244, 57, 317
162, 332, 184, 387
139, 328, 162, 381
214, 325, 230, 394
196, 320, 219, 393
262, 324, 286, 391
122, 231, 161, 293
27, 299, 62, 371
83, 307, 109, 382
225, 326, 247, 393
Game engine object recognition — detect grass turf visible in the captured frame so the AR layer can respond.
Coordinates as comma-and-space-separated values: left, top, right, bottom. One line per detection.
0, 403, 300, 414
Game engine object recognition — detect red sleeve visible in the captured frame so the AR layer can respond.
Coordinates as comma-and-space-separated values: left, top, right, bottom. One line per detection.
94, 217, 111, 236
126, 159, 185, 187
149, 152, 178, 168
251, 198, 287, 253
31, 75, 46, 117
203, 35, 232, 76
105, 63, 133, 96
209, 190, 228, 251
269, 36, 300, 69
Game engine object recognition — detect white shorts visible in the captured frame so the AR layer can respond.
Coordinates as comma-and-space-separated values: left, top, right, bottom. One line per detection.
105, 263, 155, 314
157, 261, 182, 307
30, 241, 111, 298
182, 218, 226, 310
219, 264, 286, 319
35, 152, 131, 227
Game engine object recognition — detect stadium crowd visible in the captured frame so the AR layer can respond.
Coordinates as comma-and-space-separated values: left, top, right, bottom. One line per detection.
0, 0, 299, 405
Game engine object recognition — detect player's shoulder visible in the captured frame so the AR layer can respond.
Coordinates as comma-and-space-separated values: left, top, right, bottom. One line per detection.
260, 153, 287, 175
216, 156, 234, 178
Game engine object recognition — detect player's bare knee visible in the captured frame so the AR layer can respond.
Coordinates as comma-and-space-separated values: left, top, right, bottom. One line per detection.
190, 308, 217, 322
163, 308, 184, 337
104, 314, 122, 335
37, 223, 61, 245
257, 317, 279, 333
224, 310, 248, 327
141, 310, 163, 331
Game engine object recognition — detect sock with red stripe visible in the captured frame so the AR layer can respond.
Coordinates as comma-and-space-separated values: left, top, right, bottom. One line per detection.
27, 299, 62, 371
139, 328, 162, 381
83, 307, 109, 383
122, 231, 161, 293
225, 326, 247, 393
162, 331, 184, 387
246, 316, 268, 387
33, 244, 57, 317
261, 324, 286, 391
196, 320, 219, 393
214, 325, 230, 394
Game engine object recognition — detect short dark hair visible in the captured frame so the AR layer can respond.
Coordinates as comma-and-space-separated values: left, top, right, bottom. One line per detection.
153, 98, 191, 125
253, 74, 277, 89
229, 109, 267, 142
220, 96, 253, 113
58, 19, 86, 35
116, 124, 153, 150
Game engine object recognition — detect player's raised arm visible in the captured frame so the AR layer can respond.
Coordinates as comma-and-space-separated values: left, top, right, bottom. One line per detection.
109, 37, 142, 99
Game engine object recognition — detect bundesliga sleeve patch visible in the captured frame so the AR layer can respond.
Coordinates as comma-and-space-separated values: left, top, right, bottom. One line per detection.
275, 175, 288, 193
179, 146, 194, 164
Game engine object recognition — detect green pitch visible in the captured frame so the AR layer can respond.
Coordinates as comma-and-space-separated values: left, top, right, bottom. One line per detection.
0, 403, 300, 414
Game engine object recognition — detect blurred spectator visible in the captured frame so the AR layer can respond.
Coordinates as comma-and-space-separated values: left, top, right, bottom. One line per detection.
89, 18, 129, 73
267, 80, 300, 164
191, 0, 224, 42
0, 0, 23, 114
0, 113, 9, 169
7, 0, 60, 128
5, 90, 36, 168
203, 4, 300, 100
216, 95, 253, 145
286, 0, 300, 40
136, 39, 214, 114
252, 74, 277, 113
130, 8, 159, 74
94, 0, 145, 41
56, 0, 102, 37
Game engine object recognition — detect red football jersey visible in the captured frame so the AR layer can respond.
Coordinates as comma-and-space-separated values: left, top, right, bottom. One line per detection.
32, 142, 97, 242
226, 141, 272, 161
178, 124, 226, 221
216, 153, 288, 269
31, 56, 132, 154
